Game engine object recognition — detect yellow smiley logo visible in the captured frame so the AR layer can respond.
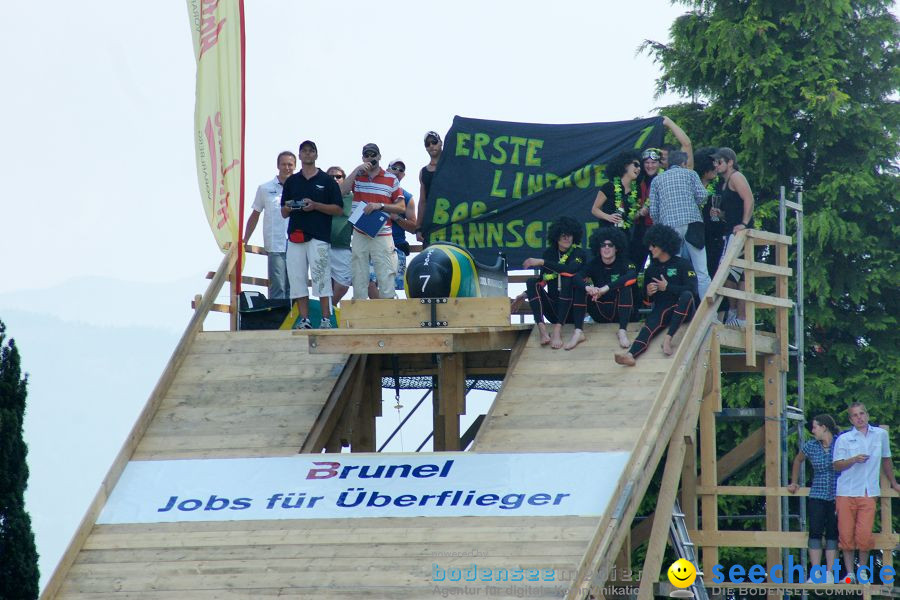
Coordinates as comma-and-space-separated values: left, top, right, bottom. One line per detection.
667, 558, 697, 588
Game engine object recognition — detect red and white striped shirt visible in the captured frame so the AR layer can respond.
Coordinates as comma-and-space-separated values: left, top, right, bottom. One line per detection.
352, 169, 403, 236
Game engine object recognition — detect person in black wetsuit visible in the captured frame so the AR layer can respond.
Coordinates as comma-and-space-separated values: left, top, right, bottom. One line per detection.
572, 228, 637, 350
523, 216, 587, 349
615, 224, 699, 366
591, 150, 641, 239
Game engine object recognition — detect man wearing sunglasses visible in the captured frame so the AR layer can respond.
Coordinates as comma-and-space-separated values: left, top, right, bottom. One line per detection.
416, 131, 443, 244
387, 159, 416, 291
339, 143, 406, 299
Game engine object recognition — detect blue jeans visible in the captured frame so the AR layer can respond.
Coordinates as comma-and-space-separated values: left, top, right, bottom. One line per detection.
674, 223, 711, 298
267, 251, 289, 300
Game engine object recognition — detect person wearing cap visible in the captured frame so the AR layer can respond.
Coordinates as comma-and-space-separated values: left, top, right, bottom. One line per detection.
280, 141, 344, 329
325, 166, 353, 304
339, 143, 406, 299
415, 131, 442, 244
243, 151, 295, 300
712, 147, 755, 328
387, 159, 416, 291
648, 150, 712, 298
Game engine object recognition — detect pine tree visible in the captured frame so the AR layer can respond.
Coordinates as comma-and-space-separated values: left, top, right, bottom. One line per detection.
646, 1, 899, 435
0, 320, 40, 599
637, 0, 899, 572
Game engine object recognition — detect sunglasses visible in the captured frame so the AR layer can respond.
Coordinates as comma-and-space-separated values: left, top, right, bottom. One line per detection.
332, 173, 344, 180
363, 151, 377, 159
600, 242, 615, 248
713, 158, 725, 165
631, 161, 641, 168
425, 139, 440, 148
389, 165, 405, 172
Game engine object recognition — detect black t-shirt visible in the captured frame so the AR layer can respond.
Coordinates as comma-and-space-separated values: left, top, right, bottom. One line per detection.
597, 179, 636, 227
421, 166, 435, 199
644, 255, 699, 305
281, 169, 343, 243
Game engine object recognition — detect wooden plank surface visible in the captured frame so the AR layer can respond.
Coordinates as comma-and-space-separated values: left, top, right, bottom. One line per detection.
338, 297, 511, 329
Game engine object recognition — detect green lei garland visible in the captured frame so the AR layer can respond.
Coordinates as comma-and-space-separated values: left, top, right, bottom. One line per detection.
613, 178, 639, 229
543, 244, 581, 282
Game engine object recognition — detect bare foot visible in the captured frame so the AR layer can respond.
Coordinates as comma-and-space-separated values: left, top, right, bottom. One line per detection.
614, 352, 636, 366
617, 329, 630, 349
537, 323, 551, 346
564, 329, 585, 351
662, 335, 674, 356
550, 324, 563, 349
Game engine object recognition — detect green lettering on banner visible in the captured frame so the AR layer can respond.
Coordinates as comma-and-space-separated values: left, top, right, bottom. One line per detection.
524, 220, 544, 249
585, 221, 600, 242
527, 174, 543, 195
451, 224, 465, 246
555, 173, 573, 189
525, 139, 544, 166
593, 165, 608, 187
512, 172, 524, 199
468, 222, 485, 247
471, 201, 487, 218
574, 165, 592, 189
545, 173, 559, 189
455, 133, 471, 157
508, 136, 527, 165
490, 136, 509, 165
487, 223, 503, 247
451, 202, 469, 223
634, 125, 654, 150
490, 170, 507, 198
432, 197, 451, 225
506, 220, 524, 248
472, 133, 490, 161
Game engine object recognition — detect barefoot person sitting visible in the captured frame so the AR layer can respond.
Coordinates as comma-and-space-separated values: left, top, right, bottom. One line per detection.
572, 228, 637, 349
523, 217, 587, 349
615, 225, 698, 366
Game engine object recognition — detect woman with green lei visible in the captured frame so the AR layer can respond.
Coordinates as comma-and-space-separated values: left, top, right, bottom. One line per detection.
591, 150, 641, 262
523, 216, 587, 349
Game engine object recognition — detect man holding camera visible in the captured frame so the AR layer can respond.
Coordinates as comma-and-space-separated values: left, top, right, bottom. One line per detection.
340, 143, 406, 299
280, 140, 343, 329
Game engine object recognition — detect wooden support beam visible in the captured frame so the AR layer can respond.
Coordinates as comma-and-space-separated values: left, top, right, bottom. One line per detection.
721, 355, 765, 372
689, 530, 899, 548
351, 356, 380, 452
717, 327, 778, 354
338, 355, 368, 449
717, 427, 765, 483
746, 229, 793, 245
764, 355, 782, 585
776, 243, 791, 372
637, 352, 707, 600
436, 353, 465, 451
206, 271, 269, 288
338, 297, 511, 329
299, 355, 361, 453
699, 352, 719, 575
744, 235, 757, 367
729, 259, 793, 277
717, 286, 794, 309
307, 326, 529, 355
191, 299, 231, 313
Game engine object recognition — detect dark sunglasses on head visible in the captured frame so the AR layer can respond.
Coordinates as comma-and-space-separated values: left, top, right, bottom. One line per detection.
363, 151, 377, 158
641, 149, 661, 161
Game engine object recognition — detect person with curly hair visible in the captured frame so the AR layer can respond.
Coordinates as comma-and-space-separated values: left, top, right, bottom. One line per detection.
615, 224, 698, 365
572, 228, 637, 349
523, 217, 587, 349
592, 150, 642, 240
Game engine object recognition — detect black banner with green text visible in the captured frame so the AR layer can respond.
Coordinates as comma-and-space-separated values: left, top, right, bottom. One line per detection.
423, 116, 663, 266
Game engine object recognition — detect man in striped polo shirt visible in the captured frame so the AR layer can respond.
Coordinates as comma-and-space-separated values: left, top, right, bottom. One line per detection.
340, 143, 406, 299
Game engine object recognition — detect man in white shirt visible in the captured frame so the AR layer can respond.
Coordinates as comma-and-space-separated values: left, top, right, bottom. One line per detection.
243, 151, 296, 299
832, 402, 900, 582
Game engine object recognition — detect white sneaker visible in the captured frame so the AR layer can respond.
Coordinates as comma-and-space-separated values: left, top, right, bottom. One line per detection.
843, 573, 856, 584
826, 571, 835, 584
725, 316, 746, 329
293, 317, 312, 330
319, 318, 332, 329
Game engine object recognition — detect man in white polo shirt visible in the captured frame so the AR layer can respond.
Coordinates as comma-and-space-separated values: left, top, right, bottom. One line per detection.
832, 402, 900, 583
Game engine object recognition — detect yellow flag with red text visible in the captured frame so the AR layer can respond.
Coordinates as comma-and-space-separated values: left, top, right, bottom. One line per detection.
186, 0, 244, 251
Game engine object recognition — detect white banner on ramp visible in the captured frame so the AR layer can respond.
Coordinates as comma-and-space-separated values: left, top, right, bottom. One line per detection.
98, 452, 629, 524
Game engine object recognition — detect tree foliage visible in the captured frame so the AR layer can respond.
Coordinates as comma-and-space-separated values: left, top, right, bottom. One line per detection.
0, 320, 39, 599
635, 0, 899, 573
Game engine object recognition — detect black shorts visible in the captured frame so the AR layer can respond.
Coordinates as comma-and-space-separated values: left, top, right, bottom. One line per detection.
808, 497, 838, 546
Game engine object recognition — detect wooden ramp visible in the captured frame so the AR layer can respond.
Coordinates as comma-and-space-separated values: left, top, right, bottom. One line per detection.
45, 321, 716, 600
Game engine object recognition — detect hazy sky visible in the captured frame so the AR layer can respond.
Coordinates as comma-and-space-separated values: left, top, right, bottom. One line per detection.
3, 0, 699, 590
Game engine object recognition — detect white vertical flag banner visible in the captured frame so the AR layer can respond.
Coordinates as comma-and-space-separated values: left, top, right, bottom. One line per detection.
186, 0, 245, 250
